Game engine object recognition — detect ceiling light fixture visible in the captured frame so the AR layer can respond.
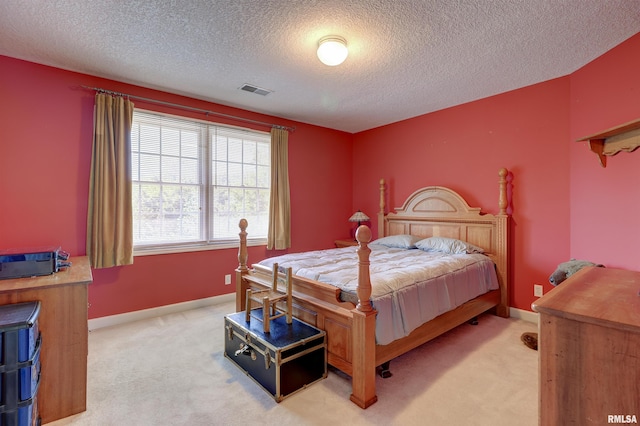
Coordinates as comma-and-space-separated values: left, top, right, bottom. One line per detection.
317, 36, 348, 66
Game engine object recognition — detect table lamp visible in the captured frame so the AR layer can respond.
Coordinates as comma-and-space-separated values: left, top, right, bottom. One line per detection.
348, 210, 370, 227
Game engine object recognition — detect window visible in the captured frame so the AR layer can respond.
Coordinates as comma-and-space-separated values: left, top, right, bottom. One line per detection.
131, 110, 270, 253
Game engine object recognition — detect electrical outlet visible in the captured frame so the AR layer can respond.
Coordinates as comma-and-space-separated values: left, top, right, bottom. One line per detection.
534, 284, 543, 297
224, 274, 232, 285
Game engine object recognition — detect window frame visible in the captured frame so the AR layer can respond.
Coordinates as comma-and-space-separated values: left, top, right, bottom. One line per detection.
130, 109, 270, 256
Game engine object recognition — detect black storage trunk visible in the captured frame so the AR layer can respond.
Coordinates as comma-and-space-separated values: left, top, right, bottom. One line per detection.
224, 310, 326, 402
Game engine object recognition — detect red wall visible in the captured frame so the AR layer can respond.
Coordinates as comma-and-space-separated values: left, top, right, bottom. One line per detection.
2, 31, 638, 318
351, 31, 640, 311
0, 56, 353, 319
352, 78, 571, 311
569, 33, 640, 270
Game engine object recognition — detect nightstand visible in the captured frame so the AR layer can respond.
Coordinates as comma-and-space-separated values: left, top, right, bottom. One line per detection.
334, 239, 358, 248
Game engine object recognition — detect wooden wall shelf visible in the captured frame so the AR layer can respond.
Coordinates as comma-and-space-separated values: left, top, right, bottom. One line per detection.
577, 118, 640, 167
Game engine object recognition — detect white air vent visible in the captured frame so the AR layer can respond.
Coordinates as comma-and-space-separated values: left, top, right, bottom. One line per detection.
239, 84, 272, 96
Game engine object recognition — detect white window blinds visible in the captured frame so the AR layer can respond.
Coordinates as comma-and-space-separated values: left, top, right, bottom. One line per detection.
131, 110, 270, 252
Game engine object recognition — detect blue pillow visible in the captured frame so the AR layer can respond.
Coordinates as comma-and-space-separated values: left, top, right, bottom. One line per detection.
416, 237, 484, 254
371, 235, 420, 249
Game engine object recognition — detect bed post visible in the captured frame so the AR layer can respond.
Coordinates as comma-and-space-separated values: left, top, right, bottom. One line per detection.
498, 168, 508, 216
378, 178, 385, 238
236, 218, 249, 312
495, 168, 510, 318
349, 225, 378, 408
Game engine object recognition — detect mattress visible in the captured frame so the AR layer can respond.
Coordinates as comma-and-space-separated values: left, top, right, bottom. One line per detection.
255, 244, 499, 345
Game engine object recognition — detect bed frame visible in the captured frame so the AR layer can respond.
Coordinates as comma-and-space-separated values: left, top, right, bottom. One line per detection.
235, 168, 511, 408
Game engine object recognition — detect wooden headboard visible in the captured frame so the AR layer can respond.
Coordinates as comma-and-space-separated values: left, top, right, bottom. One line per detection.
377, 168, 510, 316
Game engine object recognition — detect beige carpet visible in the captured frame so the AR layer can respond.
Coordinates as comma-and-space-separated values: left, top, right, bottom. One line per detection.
48, 301, 538, 426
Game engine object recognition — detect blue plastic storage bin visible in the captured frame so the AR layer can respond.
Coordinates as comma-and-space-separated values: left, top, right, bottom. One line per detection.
0, 301, 41, 425
19, 349, 40, 401
0, 302, 40, 368
0, 340, 41, 407
0, 395, 37, 426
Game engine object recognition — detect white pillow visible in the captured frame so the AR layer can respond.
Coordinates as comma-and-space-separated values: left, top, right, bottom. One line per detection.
371, 234, 421, 249
416, 237, 485, 254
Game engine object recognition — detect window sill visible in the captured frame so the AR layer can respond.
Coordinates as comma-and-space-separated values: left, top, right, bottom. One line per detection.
133, 239, 266, 257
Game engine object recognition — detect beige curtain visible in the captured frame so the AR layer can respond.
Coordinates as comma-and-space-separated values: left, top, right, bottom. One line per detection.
267, 127, 291, 249
86, 93, 134, 268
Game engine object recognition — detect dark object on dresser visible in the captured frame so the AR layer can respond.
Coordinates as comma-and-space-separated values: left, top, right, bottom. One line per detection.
521, 259, 604, 351
0, 247, 70, 280
224, 310, 327, 402
548, 259, 603, 286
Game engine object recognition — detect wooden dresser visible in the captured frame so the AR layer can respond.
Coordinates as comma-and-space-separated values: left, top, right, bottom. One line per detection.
0, 256, 92, 424
532, 267, 640, 426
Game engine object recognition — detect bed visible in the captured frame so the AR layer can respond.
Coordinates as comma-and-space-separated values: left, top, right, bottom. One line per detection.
235, 168, 511, 408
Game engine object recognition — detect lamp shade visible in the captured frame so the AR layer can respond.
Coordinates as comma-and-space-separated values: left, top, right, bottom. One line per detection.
348, 210, 370, 223
317, 36, 348, 66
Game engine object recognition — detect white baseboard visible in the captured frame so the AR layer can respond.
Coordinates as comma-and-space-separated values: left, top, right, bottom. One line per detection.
88, 293, 235, 331
509, 307, 539, 324
89, 294, 538, 331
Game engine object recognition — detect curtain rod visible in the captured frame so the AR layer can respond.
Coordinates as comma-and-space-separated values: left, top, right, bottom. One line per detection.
81, 85, 295, 132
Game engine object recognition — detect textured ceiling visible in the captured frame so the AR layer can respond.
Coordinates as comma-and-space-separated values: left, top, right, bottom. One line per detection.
1, 1, 639, 133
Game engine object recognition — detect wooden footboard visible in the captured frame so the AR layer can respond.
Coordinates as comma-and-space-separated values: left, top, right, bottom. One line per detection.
235, 168, 511, 409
